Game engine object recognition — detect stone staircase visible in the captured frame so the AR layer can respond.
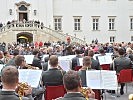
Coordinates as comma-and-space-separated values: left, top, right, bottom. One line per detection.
0, 22, 86, 44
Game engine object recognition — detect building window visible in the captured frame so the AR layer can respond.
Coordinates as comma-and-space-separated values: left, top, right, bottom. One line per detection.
54, 17, 62, 31
131, 36, 133, 41
19, 5, 27, 11
110, 36, 115, 42
74, 17, 81, 31
92, 17, 99, 30
109, 17, 115, 30
130, 17, 133, 30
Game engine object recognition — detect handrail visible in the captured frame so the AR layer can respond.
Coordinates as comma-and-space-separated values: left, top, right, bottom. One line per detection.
0, 22, 86, 44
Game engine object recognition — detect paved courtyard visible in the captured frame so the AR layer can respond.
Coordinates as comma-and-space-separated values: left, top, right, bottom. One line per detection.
103, 83, 133, 100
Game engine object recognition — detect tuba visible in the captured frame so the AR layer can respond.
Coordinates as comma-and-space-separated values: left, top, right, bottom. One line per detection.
17, 82, 29, 97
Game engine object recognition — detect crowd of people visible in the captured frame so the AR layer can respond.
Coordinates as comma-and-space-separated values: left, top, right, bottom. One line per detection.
0, 40, 133, 100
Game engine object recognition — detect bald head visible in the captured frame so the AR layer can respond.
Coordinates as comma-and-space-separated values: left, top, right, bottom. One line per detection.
1, 66, 19, 87
49, 55, 58, 67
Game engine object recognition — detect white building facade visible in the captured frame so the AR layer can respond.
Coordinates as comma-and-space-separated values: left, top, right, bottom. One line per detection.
0, 0, 133, 43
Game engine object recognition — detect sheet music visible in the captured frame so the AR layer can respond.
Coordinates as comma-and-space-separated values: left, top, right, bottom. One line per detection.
59, 60, 71, 71
98, 55, 112, 65
18, 69, 42, 88
93, 53, 113, 60
58, 55, 76, 60
86, 70, 118, 90
24, 55, 34, 64
79, 58, 83, 66
101, 70, 118, 90
86, 70, 102, 89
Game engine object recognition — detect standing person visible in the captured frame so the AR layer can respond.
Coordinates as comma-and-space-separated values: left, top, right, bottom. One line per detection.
57, 70, 95, 100
110, 48, 132, 95
0, 66, 33, 100
95, 38, 98, 44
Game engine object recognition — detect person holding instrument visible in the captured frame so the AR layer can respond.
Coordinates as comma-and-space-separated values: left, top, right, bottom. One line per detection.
0, 66, 33, 100
56, 70, 95, 100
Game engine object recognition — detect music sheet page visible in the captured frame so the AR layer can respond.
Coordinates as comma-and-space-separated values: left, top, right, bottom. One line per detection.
86, 70, 102, 89
101, 70, 118, 90
18, 69, 42, 88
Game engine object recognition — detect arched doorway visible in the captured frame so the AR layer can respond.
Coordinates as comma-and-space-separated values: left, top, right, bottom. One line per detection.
17, 32, 33, 43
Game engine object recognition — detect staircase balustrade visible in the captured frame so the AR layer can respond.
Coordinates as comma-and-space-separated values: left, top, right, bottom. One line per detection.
0, 22, 85, 44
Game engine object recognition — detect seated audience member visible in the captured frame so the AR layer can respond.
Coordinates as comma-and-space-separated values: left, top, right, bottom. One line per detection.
110, 48, 132, 95
0, 66, 33, 100
3, 51, 11, 64
57, 70, 95, 100
42, 55, 66, 86
72, 49, 82, 70
32, 48, 42, 69
126, 48, 133, 61
0, 51, 4, 64
88, 50, 100, 70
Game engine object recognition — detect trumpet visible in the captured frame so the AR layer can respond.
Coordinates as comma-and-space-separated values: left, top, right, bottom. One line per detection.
81, 87, 89, 100
129, 94, 133, 100
17, 82, 29, 97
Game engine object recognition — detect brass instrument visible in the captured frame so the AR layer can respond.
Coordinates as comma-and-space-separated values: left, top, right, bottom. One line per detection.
81, 87, 89, 100
129, 94, 133, 100
17, 82, 29, 97
25, 64, 39, 70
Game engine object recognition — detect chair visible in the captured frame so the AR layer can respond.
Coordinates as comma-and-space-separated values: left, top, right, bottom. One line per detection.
92, 89, 101, 100
45, 85, 66, 100
74, 66, 82, 71
117, 69, 133, 92
101, 64, 110, 70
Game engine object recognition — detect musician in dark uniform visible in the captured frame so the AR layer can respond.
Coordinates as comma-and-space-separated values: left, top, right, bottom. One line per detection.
88, 50, 100, 70
72, 49, 82, 70
0, 66, 33, 100
32, 48, 42, 69
42, 55, 66, 86
58, 70, 94, 100
110, 48, 132, 95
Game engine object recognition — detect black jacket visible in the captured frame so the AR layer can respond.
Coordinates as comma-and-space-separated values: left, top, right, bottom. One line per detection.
0, 90, 33, 100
